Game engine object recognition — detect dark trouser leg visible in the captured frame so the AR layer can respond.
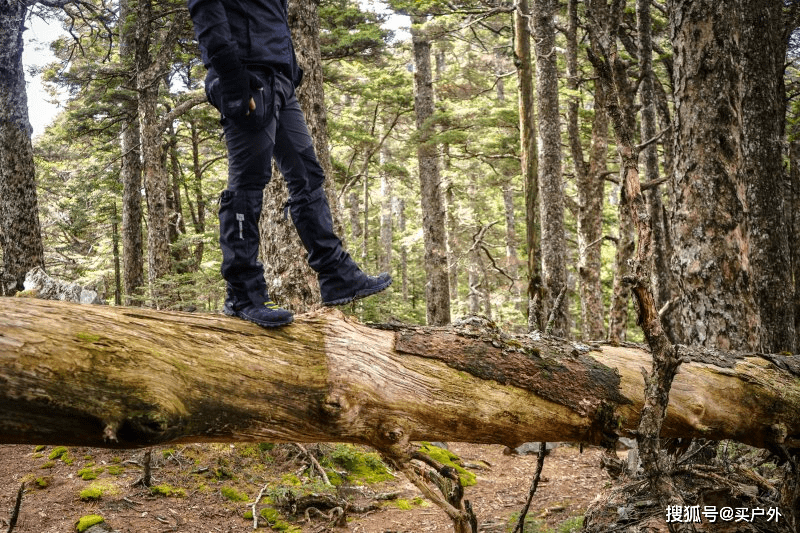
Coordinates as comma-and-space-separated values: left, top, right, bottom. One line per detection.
219, 189, 268, 307
213, 69, 292, 326
218, 71, 276, 308
272, 74, 391, 305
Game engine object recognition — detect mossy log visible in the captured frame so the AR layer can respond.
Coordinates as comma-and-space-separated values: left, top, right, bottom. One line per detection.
1, 298, 799, 452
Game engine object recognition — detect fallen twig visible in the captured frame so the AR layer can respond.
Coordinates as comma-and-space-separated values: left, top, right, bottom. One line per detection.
249, 483, 270, 530
295, 443, 331, 486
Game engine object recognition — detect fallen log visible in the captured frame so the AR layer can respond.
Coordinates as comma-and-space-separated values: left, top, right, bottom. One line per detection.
1, 298, 798, 454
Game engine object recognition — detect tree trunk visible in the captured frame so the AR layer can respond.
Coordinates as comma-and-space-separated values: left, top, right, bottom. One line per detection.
501, 181, 520, 302
379, 149, 393, 275
532, 0, 568, 337
260, 0, 343, 313
136, 0, 171, 301
514, 0, 541, 332
0, 0, 45, 296
567, 0, 605, 341
188, 118, 207, 270
739, 0, 795, 354
791, 141, 800, 351
119, 0, 144, 305
411, 14, 450, 326
2, 297, 799, 453
670, 0, 759, 351
395, 197, 409, 301
637, 0, 672, 317
608, 189, 635, 344
167, 125, 192, 274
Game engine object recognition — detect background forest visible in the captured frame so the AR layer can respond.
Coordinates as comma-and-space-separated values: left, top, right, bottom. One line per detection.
2, 2, 800, 354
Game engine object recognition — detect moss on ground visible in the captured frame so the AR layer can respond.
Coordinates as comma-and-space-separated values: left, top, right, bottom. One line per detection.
323, 444, 393, 485
49, 446, 68, 460
419, 442, 476, 486
77, 467, 104, 480
75, 514, 104, 532
150, 484, 186, 497
221, 486, 249, 502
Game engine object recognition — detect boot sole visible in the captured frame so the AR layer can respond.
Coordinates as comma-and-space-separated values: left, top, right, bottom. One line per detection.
323, 277, 393, 306
223, 305, 294, 328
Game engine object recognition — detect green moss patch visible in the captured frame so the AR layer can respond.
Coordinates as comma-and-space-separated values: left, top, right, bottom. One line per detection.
150, 484, 186, 497
75, 514, 104, 532
221, 486, 249, 502
79, 487, 104, 501
419, 443, 476, 486
259, 508, 301, 532
76, 332, 101, 343
386, 496, 429, 510
324, 444, 393, 485
77, 467, 104, 480
49, 446, 69, 460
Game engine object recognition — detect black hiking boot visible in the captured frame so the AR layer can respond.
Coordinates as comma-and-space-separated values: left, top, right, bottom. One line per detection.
223, 297, 294, 327
287, 188, 392, 306
320, 270, 392, 306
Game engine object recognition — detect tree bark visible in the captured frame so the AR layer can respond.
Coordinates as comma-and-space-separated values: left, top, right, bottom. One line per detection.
791, 141, 800, 352
119, 0, 145, 305
637, 0, 672, 317
411, 14, 450, 326
532, 0, 568, 337
739, 0, 795, 354
0, 0, 45, 295
670, 0, 759, 351
379, 147, 393, 275
513, 0, 542, 332
567, 0, 606, 341
1, 297, 799, 452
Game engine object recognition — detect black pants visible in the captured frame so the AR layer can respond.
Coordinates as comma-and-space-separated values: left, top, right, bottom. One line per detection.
208, 68, 349, 305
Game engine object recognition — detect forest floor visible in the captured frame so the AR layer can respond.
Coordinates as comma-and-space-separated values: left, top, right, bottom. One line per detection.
0, 442, 620, 533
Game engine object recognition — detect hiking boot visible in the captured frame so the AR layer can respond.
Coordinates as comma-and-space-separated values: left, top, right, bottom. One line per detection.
321, 271, 393, 306
286, 187, 392, 305
224, 298, 294, 327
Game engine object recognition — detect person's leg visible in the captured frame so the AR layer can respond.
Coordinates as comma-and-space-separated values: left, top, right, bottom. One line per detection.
214, 69, 293, 326
271, 73, 391, 305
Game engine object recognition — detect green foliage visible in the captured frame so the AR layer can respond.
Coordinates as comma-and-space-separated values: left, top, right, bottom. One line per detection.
319, 0, 392, 61
75, 514, 104, 532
